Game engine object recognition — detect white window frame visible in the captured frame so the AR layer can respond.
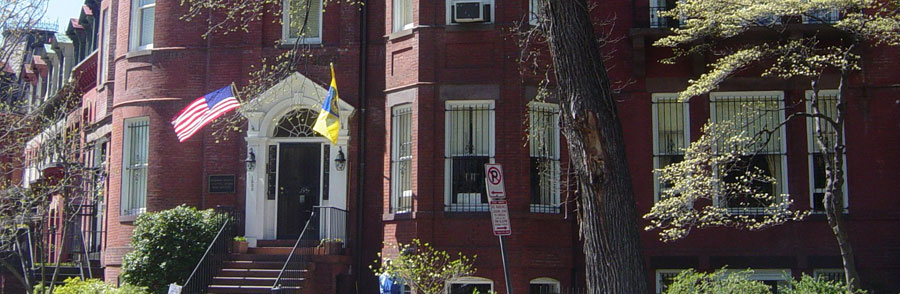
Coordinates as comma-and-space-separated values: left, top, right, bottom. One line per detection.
529, 277, 560, 294
282, 0, 324, 44
655, 269, 684, 294
805, 90, 848, 213
129, 0, 155, 51
444, 100, 495, 212
391, 104, 414, 214
99, 8, 110, 84
121, 117, 149, 216
528, 102, 561, 213
448, 277, 494, 294
651, 93, 690, 203
709, 91, 789, 215
445, 0, 495, 25
725, 269, 792, 290
393, 0, 414, 32
529, 0, 539, 25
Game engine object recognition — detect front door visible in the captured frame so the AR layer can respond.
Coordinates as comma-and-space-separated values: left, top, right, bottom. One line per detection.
277, 143, 321, 239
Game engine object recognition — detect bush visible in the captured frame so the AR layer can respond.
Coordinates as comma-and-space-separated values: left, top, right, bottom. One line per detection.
35, 277, 146, 294
664, 268, 865, 294
122, 205, 224, 293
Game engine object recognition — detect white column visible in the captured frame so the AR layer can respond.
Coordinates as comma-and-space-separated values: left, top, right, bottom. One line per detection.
244, 112, 265, 247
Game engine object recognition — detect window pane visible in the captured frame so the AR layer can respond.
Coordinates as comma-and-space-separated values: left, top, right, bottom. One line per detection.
140, 7, 154, 47
450, 283, 492, 294
289, 0, 322, 39
391, 106, 413, 213
140, 0, 155, 6
655, 99, 685, 155
124, 119, 149, 215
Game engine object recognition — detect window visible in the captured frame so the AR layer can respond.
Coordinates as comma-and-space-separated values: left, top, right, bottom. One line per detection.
650, 0, 681, 28
728, 269, 792, 294
655, 270, 683, 294
283, 0, 323, 43
121, 118, 149, 216
710, 91, 787, 215
529, 103, 560, 213
449, 277, 493, 294
529, 0, 539, 25
813, 269, 844, 282
530, 278, 560, 294
803, 6, 840, 24
446, 0, 494, 24
99, 9, 110, 84
130, 0, 155, 51
806, 90, 848, 213
391, 105, 413, 214
445, 101, 494, 212
393, 0, 413, 32
652, 94, 689, 202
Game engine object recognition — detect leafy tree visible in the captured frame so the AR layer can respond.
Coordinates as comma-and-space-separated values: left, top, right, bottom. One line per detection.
35, 277, 147, 294
643, 0, 900, 291
121, 205, 223, 294
371, 239, 476, 294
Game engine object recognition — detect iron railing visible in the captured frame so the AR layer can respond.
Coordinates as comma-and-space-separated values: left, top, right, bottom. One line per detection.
182, 208, 238, 294
271, 210, 316, 293
649, 6, 680, 28
271, 206, 348, 293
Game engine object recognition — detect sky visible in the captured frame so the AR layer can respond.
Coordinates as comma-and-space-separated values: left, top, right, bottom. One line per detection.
42, 0, 85, 32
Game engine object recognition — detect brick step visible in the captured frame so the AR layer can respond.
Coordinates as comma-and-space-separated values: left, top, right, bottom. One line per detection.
207, 285, 294, 294
211, 276, 278, 286
218, 268, 282, 277
223, 260, 313, 270
229, 253, 292, 262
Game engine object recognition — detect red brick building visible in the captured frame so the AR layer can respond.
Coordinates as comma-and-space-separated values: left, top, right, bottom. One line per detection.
17, 0, 900, 293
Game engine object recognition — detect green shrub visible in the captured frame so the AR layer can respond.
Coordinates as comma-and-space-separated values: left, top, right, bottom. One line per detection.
122, 205, 224, 293
664, 269, 865, 294
35, 277, 146, 294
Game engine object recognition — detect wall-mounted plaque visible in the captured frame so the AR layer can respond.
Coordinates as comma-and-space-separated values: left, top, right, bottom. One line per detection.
209, 175, 236, 194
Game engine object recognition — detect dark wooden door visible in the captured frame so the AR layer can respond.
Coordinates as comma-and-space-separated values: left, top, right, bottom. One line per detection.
277, 143, 321, 239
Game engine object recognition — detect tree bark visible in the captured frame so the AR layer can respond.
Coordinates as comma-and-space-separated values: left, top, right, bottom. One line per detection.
814, 73, 861, 291
540, 0, 649, 293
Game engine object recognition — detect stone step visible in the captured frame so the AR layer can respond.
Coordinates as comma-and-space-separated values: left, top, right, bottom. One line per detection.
218, 268, 282, 277
211, 276, 278, 286
229, 253, 292, 262
207, 285, 285, 294
222, 260, 313, 270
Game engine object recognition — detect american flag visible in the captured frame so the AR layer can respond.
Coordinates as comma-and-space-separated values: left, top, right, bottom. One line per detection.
171, 85, 241, 142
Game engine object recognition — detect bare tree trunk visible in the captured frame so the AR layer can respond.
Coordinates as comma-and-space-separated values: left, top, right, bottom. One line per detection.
540, 0, 649, 293
816, 73, 860, 291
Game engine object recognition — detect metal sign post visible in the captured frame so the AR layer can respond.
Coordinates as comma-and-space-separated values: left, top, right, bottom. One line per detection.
485, 164, 513, 294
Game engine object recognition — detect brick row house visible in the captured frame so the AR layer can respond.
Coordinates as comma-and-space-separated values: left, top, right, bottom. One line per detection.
10, 0, 899, 293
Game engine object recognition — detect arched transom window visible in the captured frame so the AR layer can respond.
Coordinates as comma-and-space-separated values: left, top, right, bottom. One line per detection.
273, 109, 318, 137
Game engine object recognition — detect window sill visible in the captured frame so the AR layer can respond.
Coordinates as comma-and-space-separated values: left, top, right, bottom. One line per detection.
125, 49, 152, 59
277, 39, 322, 49
388, 28, 414, 41
383, 212, 413, 221
444, 23, 495, 32
118, 214, 139, 223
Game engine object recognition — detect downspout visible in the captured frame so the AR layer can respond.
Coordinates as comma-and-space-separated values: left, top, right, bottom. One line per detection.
354, 0, 368, 291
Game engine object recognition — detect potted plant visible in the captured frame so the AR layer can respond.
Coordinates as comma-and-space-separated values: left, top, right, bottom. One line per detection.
317, 238, 343, 255
233, 236, 248, 254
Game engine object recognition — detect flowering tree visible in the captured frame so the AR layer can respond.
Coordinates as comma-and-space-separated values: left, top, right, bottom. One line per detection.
643, 0, 900, 290
372, 239, 476, 294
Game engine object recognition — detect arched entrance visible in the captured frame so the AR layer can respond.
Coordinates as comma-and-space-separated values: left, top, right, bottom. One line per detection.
242, 73, 354, 245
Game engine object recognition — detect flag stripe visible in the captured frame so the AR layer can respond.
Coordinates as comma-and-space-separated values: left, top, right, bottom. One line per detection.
175, 98, 239, 141
171, 85, 240, 142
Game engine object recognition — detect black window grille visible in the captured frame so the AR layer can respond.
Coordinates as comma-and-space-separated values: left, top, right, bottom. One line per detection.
530, 283, 561, 294
446, 102, 493, 212
711, 93, 786, 215
391, 105, 413, 214
122, 118, 148, 216
529, 104, 561, 213
650, 0, 681, 28
653, 96, 688, 201
807, 93, 845, 213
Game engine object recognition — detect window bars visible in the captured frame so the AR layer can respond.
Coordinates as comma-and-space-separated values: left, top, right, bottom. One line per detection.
529, 103, 561, 213
710, 92, 786, 215
446, 102, 493, 212
391, 105, 413, 214
652, 96, 688, 201
123, 119, 149, 216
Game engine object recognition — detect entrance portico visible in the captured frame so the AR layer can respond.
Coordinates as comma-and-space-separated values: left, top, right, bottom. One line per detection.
242, 72, 355, 247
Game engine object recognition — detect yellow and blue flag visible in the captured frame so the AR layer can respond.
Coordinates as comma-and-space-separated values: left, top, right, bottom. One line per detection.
313, 64, 341, 144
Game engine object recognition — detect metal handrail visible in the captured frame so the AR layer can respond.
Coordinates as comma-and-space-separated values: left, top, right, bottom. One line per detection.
183, 215, 232, 293
271, 210, 317, 292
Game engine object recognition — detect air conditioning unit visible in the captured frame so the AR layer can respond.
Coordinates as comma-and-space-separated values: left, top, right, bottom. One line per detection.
453, 1, 486, 23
